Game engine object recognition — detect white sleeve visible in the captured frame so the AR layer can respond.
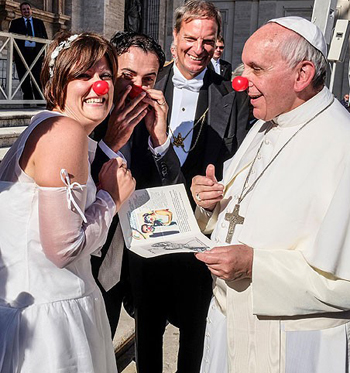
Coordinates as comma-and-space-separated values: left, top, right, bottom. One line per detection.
38, 169, 116, 268
148, 135, 171, 158
252, 249, 350, 316
98, 139, 127, 164
195, 202, 220, 234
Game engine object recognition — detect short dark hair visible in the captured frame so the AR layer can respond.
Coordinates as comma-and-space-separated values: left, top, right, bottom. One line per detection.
141, 224, 154, 233
217, 35, 224, 44
20, 2, 31, 9
142, 212, 154, 224
174, 0, 222, 38
41, 31, 118, 110
110, 31, 165, 70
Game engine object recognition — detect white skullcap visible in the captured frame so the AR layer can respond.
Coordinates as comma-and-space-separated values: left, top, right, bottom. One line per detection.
268, 16, 327, 58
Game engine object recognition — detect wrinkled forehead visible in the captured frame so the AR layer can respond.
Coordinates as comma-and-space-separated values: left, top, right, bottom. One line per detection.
243, 23, 292, 57
249, 23, 288, 47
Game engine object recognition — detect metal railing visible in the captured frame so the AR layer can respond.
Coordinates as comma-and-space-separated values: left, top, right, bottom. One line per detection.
0, 31, 51, 105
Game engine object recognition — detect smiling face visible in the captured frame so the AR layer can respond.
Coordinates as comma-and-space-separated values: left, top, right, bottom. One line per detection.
143, 212, 156, 224
173, 18, 218, 80
141, 224, 155, 234
241, 24, 300, 121
20, 3, 32, 19
213, 40, 224, 60
116, 46, 159, 95
63, 56, 114, 132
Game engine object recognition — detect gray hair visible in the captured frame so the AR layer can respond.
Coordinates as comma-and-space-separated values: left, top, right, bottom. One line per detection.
174, 0, 222, 38
278, 31, 327, 89
232, 62, 244, 79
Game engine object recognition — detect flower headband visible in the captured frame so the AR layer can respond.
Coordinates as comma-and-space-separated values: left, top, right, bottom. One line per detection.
49, 34, 80, 78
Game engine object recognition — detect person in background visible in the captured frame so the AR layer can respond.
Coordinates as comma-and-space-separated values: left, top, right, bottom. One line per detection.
340, 93, 350, 111
9, 2, 48, 100
192, 16, 350, 373
208, 35, 232, 81
164, 41, 178, 67
0, 31, 135, 372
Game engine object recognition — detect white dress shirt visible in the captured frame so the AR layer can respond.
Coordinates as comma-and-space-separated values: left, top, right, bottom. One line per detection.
24, 17, 36, 47
211, 58, 221, 75
150, 63, 206, 166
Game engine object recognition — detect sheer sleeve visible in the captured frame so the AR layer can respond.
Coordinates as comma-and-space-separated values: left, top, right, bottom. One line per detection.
38, 169, 116, 268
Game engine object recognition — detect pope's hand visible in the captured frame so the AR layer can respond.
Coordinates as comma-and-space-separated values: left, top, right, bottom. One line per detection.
191, 164, 224, 211
195, 244, 253, 281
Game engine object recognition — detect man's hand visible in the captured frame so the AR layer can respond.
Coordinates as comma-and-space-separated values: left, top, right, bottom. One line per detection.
142, 88, 168, 147
191, 164, 224, 211
195, 245, 253, 281
104, 85, 149, 152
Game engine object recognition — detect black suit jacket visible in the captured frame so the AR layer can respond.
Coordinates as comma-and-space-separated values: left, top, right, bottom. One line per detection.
9, 17, 48, 57
93, 64, 250, 195
90, 63, 250, 272
208, 58, 232, 81
150, 63, 249, 194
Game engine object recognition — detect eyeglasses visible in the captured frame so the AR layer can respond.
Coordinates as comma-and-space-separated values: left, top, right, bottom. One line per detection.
215, 46, 224, 50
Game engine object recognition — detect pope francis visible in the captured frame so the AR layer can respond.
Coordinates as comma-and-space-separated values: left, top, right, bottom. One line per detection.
192, 16, 350, 373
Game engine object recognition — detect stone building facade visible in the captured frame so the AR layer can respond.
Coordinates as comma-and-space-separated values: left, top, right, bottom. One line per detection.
0, 0, 349, 96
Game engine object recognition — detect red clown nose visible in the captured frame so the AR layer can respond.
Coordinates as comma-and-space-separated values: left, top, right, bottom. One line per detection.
232, 76, 249, 92
129, 84, 144, 99
92, 80, 109, 95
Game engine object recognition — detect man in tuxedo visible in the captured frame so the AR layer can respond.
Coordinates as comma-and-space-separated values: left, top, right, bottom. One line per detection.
128, 2, 249, 370
9, 2, 48, 100
208, 35, 232, 81
93, 2, 249, 371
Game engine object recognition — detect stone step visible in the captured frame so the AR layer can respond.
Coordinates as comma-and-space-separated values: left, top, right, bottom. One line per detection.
0, 108, 44, 161
0, 126, 26, 147
0, 108, 42, 127
0, 146, 10, 161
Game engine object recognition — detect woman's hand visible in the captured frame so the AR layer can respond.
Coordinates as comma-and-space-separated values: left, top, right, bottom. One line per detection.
98, 157, 136, 211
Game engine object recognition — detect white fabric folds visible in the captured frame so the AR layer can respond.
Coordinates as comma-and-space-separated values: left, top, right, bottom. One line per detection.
0, 110, 118, 372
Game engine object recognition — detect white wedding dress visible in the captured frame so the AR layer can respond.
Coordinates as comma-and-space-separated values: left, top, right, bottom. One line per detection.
0, 111, 117, 372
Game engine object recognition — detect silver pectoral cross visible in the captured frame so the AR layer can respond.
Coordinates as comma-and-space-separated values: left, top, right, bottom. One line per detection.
224, 204, 245, 243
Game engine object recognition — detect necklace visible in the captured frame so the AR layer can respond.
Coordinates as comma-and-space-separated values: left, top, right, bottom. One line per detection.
224, 98, 334, 243
169, 108, 209, 153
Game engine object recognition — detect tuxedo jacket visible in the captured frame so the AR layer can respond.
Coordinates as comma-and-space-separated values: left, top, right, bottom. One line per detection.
93, 63, 250, 198
208, 58, 233, 81
90, 63, 250, 268
9, 17, 48, 57
148, 63, 249, 194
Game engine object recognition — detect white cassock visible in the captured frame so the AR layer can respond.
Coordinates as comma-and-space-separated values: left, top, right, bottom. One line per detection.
198, 87, 350, 373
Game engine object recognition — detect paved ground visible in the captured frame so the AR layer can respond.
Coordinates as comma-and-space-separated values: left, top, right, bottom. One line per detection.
122, 324, 179, 372
115, 307, 179, 372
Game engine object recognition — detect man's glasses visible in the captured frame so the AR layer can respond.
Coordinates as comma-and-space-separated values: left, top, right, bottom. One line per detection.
215, 46, 224, 50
